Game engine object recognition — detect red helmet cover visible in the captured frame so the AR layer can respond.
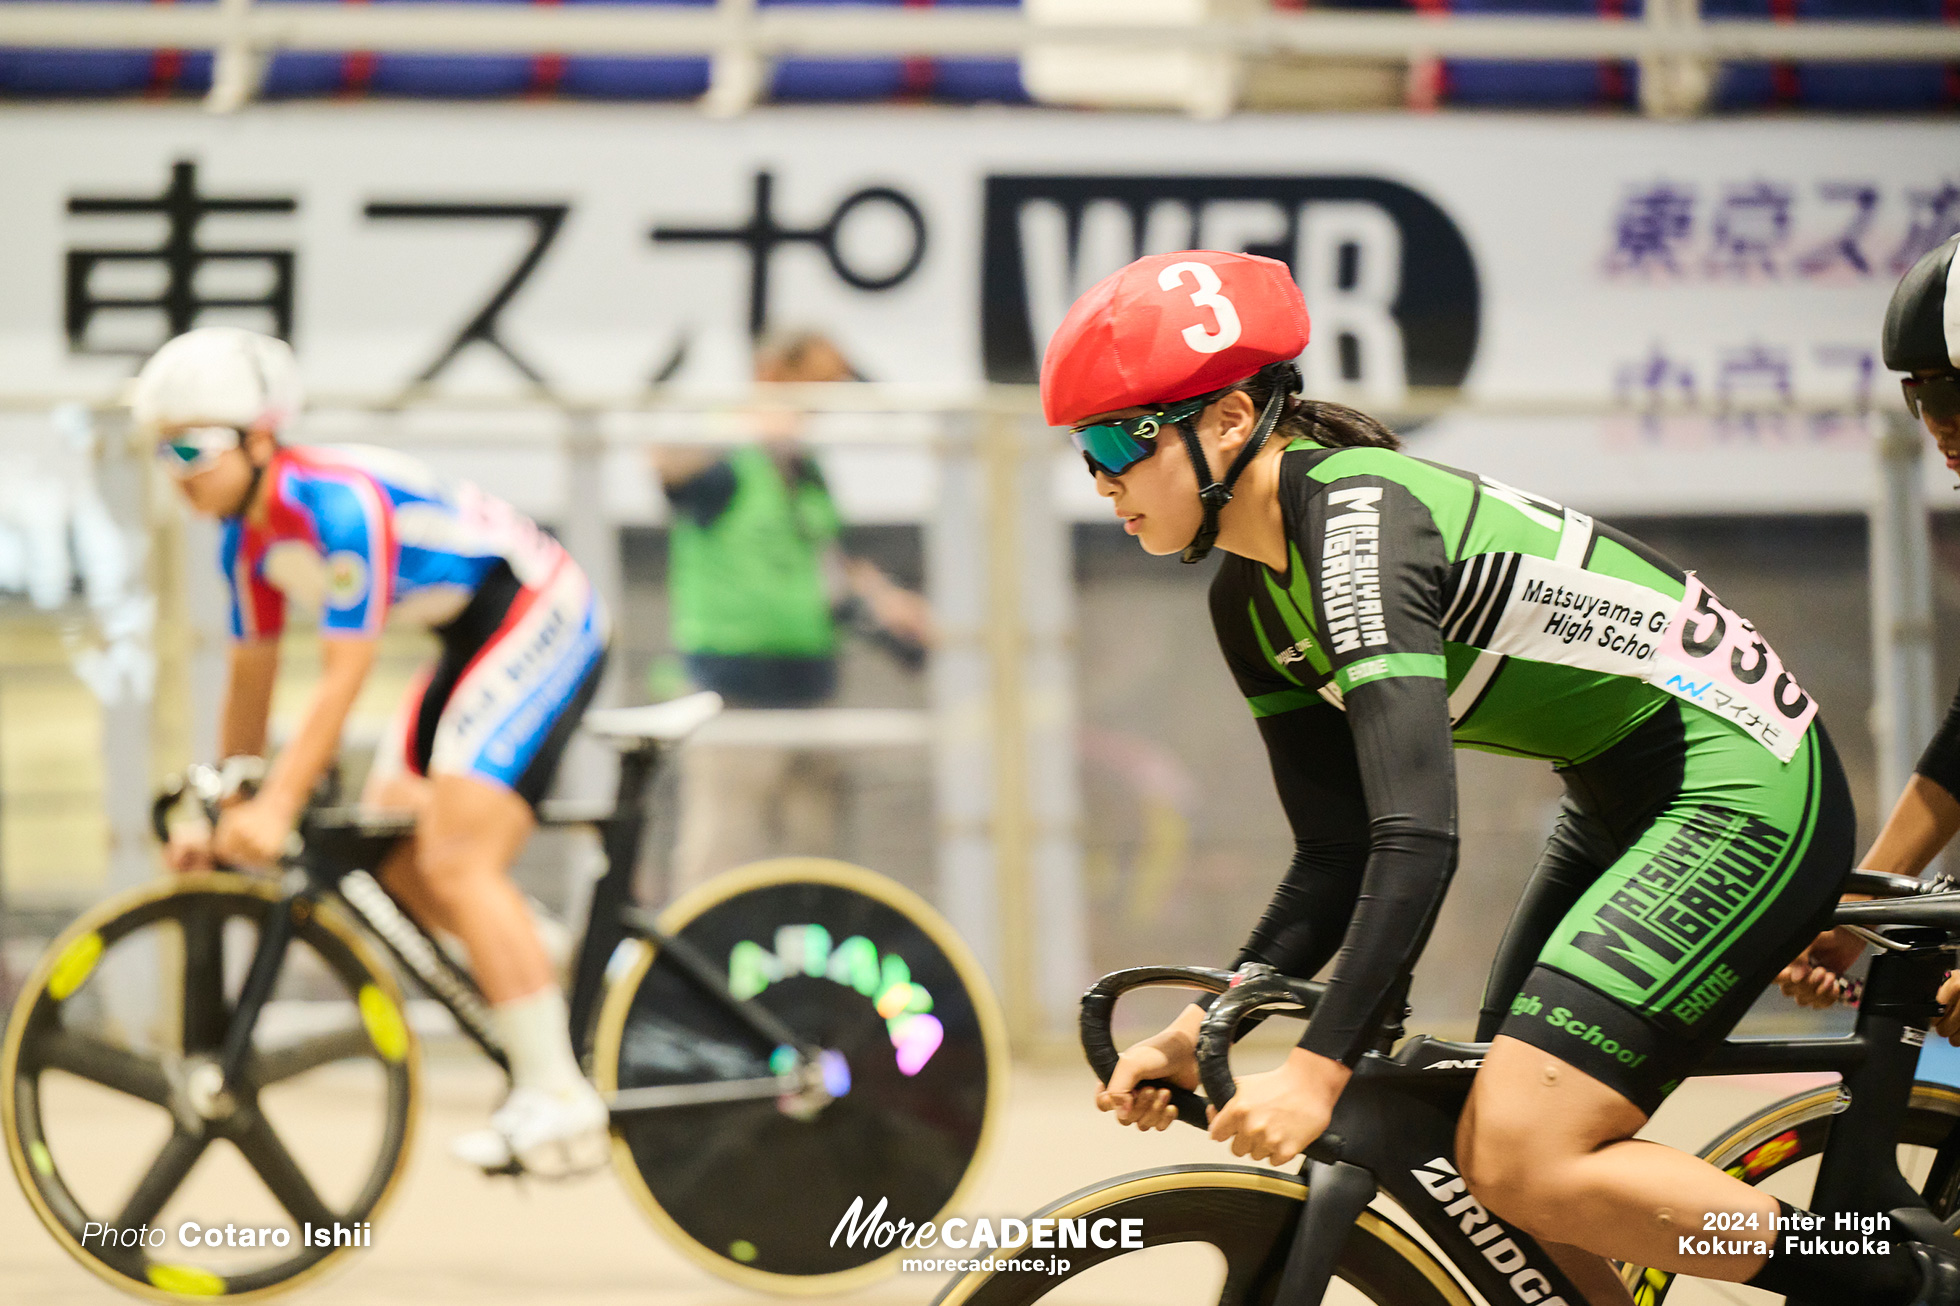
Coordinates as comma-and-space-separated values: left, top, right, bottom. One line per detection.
1039, 250, 1312, 427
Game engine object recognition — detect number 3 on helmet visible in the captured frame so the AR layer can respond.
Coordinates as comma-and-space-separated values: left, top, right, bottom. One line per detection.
1039, 250, 1309, 429
1159, 260, 1245, 356
1041, 250, 1312, 565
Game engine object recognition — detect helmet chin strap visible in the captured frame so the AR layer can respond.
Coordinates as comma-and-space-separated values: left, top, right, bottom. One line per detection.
1176, 363, 1300, 564
224, 445, 270, 523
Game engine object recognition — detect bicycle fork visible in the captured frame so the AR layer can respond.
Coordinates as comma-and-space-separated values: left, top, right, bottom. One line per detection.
203, 887, 300, 1101
198, 869, 511, 1117
166, 879, 312, 1131
1272, 1160, 1379, 1305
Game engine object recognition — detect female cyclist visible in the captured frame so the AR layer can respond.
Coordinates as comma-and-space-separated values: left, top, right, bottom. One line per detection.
137, 327, 613, 1177
1054, 251, 1954, 1304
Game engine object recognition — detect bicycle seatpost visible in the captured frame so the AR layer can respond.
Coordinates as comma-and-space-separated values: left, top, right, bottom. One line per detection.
612, 742, 662, 821
567, 740, 662, 1049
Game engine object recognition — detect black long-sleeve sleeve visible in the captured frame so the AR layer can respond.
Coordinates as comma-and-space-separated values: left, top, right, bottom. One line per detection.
1232, 705, 1371, 981
1301, 673, 1458, 1063
1916, 675, 1960, 801
1219, 472, 1461, 1066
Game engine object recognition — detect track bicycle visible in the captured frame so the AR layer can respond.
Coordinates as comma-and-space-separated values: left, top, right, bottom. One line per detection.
3, 691, 1006, 1301
934, 868, 1960, 1306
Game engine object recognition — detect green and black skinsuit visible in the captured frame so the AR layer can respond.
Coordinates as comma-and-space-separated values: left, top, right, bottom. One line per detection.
1212, 442, 1853, 1110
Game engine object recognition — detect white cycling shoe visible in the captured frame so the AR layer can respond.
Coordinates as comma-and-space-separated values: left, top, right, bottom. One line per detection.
451, 1084, 612, 1179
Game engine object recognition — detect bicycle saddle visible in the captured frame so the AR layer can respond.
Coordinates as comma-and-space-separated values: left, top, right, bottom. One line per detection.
584, 691, 724, 744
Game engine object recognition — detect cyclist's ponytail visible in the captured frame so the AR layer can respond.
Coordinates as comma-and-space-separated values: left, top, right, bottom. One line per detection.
1238, 370, 1401, 453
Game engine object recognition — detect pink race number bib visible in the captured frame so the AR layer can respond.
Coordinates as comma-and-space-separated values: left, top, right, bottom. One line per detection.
1652, 575, 1816, 764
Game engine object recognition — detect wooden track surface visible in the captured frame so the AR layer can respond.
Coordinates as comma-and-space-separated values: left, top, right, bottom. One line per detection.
0, 1053, 1840, 1306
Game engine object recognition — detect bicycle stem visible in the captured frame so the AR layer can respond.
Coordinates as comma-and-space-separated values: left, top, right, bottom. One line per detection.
1807, 932, 1951, 1225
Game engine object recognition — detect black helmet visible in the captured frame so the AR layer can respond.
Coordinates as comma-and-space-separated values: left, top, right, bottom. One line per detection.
1884, 233, 1960, 376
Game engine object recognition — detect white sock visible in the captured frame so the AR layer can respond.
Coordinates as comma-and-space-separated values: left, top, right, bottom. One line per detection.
493, 989, 587, 1098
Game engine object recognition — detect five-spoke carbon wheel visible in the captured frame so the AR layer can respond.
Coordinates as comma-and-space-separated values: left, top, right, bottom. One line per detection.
2, 873, 419, 1301
930, 1165, 1469, 1306
593, 857, 1007, 1294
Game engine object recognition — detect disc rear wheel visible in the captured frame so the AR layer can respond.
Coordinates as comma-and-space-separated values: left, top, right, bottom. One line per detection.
592, 857, 1006, 1293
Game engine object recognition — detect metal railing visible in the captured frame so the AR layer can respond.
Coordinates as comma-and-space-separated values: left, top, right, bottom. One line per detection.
0, 383, 1938, 1045
0, 0, 1954, 116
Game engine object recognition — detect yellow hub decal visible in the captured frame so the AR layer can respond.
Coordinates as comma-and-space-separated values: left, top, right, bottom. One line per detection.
47, 932, 104, 1001
358, 985, 409, 1063
147, 1263, 226, 1296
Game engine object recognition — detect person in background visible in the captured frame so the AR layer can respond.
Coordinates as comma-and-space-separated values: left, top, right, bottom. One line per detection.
1779, 234, 1960, 1047
650, 330, 931, 897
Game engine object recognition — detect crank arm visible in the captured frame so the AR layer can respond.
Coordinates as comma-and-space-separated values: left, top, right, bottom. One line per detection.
607, 1074, 807, 1117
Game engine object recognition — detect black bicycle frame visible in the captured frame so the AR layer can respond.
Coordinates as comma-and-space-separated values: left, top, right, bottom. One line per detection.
179, 736, 823, 1117
281, 811, 511, 1075
562, 740, 659, 1048
1087, 932, 1960, 1306
1313, 941, 1954, 1306
1293, 1048, 1593, 1306
557, 741, 823, 1080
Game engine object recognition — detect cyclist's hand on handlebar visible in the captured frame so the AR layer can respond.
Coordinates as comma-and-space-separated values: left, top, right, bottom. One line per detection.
1096, 1009, 1203, 1132
1775, 926, 1866, 1009
212, 795, 298, 869
1207, 1048, 1351, 1169
1936, 971, 1960, 1044
1098, 1041, 1193, 1130
165, 827, 216, 873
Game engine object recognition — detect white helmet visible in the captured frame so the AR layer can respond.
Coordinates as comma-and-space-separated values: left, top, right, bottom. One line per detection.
130, 328, 303, 436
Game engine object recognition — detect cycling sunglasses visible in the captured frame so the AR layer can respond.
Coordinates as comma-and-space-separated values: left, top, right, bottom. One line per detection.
1903, 375, 1960, 423
1069, 392, 1221, 478
155, 425, 245, 475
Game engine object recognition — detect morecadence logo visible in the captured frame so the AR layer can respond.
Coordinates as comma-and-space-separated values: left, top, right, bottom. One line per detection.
832, 1195, 1141, 1272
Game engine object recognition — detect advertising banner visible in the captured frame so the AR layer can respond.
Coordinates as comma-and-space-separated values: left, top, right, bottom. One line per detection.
0, 106, 1950, 514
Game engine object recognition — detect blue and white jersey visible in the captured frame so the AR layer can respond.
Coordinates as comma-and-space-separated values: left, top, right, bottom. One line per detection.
220, 444, 564, 639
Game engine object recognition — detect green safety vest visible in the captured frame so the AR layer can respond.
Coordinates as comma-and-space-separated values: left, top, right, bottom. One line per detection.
668, 445, 842, 658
